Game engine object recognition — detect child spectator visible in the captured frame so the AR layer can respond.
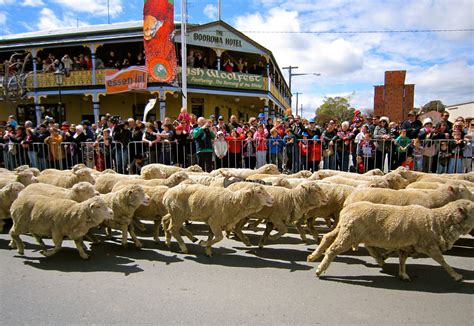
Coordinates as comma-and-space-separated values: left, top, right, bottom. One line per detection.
411, 138, 424, 172
394, 128, 411, 168
359, 132, 375, 171
129, 154, 145, 175
214, 131, 228, 169
401, 155, 415, 170
309, 135, 322, 172
356, 155, 365, 174
298, 132, 310, 170
436, 141, 450, 174
268, 128, 284, 170
448, 131, 465, 173
225, 128, 245, 168
254, 124, 268, 168
177, 107, 191, 133
243, 130, 256, 169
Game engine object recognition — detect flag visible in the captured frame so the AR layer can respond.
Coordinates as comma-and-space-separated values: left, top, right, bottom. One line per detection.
143, 0, 177, 83
143, 98, 157, 122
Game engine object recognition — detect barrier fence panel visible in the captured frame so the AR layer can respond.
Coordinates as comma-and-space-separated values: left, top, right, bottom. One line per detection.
0, 138, 471, 174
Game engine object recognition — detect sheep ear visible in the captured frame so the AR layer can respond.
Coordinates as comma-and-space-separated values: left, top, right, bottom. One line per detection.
448, 185, 455, 193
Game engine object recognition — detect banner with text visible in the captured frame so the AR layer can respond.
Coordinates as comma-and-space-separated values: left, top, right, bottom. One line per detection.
105, 66, 148, 94
186, 68, 265, 91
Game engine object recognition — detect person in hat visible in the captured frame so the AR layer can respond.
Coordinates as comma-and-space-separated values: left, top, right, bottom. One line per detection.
254, 123, 268, 168
214, 130, 228, 169
400, 110, 422, 139
373, 116, 391, 170
440, 111, 453, 132
81, 119, 96, 141
215, 115, 230, 135
336, 121, 354, 172
418, 118, 436, 172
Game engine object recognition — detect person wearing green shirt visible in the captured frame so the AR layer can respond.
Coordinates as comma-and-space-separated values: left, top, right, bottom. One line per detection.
394, 128, 411, 168
193, 117, 215, 172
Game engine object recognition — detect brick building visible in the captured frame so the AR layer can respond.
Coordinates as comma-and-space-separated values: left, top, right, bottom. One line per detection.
373, 70, 415, 123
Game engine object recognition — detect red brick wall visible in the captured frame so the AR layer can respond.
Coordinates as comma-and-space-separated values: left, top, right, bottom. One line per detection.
373, 71, 414, 124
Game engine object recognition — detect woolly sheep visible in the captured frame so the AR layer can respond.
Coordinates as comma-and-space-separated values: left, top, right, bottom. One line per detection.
9, 196, 113, 259
0, 182, 25, 231
36, 168, 95, 188
162, 183, 274, 256
209, 164, 280, 179
111, 172, 189, 192
307, 200, 474, 281
95, 173, 140, 194
20, 182, 98, 203
101, 185, 150, 248
228, 182, 328, 248
140, 163, 202, 179
344, 183, 473, 208
0, 170, 38, 188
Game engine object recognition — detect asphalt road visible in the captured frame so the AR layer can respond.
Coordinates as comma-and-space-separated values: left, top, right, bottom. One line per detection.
1, 223, 473, 325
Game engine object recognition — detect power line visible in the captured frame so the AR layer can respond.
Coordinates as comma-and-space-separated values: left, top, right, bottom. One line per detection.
240, 28, 474, 34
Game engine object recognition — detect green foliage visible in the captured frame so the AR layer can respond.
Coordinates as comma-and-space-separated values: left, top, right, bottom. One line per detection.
315, 96, 355, 125
422, 100, 446, 112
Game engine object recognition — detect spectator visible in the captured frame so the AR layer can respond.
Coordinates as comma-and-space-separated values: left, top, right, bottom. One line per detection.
143, 122, 159, 163
254, 124, 268, 168
268, 128, 284, 170
394, 128, 411, 168
411, 138, 424, 172
440, 111, 453, 132
336, 121, 354, 172
448, 130, 464, 173
322, 121, 337, 170
243, 129, 256, 169
283, 128, 296, 172
61, 54, 73, 76
225, 128, 245, 168
418, 118, 436, 172
356, 155, 365, 174
437, 141, 450, 174
359, 132, 375, 171
401, 155, 415, 170
193, 117, 215, 172
214, 131, 228, 169
44, 127, 63, 169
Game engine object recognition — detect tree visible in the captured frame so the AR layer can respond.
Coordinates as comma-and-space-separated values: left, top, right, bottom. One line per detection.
315, 96, 355, 125
422, 100, 446, 113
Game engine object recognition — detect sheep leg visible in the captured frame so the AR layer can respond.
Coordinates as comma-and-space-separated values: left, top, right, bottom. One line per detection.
233, 218, 252, 246
33, 234, 47, 250
133, 219, 147, 232
307, 217, 320, 243
128, 224, 143, 248
40, 232, 63, 258
105, 226, 113, 239
315, 232, 353, 277
0, 219, 4, 232
168, 218, 188, 254
161, 214, 172, 247
9, 228, 24, 255
267, 219, 288, 241
84, 231, 101, 245
294, 221, 308, 243
74, 238, 90, 260
199, 223, 224, 257
246, 219, 262, 231
398, 250, 411, 281
366, 246, 386, 267
153, 220, 161, 243
307, 225, 340, 262
258, 222, 274, 249
427, 247, 463, 282
181, 225, 198, 243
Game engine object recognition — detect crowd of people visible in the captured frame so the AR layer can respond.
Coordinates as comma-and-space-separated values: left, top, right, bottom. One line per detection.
0, 108, 472, 175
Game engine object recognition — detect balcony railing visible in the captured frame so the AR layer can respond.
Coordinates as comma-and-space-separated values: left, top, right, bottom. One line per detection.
25, 67, 290, 107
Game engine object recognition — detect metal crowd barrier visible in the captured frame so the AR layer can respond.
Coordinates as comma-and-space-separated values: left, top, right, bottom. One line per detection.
1, 138, 471, 174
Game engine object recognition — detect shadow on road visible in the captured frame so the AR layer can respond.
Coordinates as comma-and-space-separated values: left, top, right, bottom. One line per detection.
319, 261, 474, 295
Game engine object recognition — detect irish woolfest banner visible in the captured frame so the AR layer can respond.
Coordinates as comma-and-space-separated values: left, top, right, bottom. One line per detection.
105, 66, 148, 94
143, 0, 177, 82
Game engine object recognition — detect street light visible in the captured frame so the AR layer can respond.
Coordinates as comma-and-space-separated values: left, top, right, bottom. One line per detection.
54, 69, 64, 111
294, 92, 302, 116
282, 66, 320, 109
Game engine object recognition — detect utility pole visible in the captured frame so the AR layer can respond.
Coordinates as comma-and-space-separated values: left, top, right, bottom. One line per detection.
218, 0, 221, 20
300, 104, 303, 118
282, 66, 321, 111
181, 0, 187, 110
295, 92, 302, 116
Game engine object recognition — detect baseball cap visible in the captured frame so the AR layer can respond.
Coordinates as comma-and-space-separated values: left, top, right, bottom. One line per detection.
209, 115, 215, 119
309, 118, 315, 123
258, 113, 265, 118
218, 115, 224, 120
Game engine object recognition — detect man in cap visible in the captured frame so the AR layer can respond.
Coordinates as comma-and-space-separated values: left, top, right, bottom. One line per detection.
440, 111, 453, 132
400, 110, 422, 139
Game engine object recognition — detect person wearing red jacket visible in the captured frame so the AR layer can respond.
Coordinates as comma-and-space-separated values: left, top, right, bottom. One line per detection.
225, 129, 245, 168
309, 135, 322, 172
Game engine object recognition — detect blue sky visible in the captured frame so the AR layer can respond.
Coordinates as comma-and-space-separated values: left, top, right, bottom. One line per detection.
1, 0, 473, 116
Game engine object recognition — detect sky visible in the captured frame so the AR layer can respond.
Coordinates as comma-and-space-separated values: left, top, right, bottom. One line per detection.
1, 0, 473, 117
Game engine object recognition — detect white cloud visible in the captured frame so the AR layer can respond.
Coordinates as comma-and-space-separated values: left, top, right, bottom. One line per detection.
203, 4, 218, 20
37, 8, 81, 31
21, 0, 45, 6
0, 12, 6, 25
52, 0, 123, 17
0, 0, 15, 5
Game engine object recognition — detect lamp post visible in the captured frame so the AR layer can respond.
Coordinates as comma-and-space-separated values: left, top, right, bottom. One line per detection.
294, 92, 302, 116
54, 69, 64, 113
282, 66, 320, 109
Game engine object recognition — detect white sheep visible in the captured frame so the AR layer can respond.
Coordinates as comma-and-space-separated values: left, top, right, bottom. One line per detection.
9, 196, 113, 259
36, 168, 95, 188
0, 182, 25, 231
19, 182, 98, 203
307, 200, 474, 281
162, 183, 274, 256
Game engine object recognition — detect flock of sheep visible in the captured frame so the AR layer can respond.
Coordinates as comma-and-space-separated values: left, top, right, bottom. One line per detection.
0, 162, 473, 282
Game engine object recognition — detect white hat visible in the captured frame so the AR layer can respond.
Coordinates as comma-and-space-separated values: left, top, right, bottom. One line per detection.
216, 130, 224, 136
423, 118, 433, 125
380, 116, 390, 123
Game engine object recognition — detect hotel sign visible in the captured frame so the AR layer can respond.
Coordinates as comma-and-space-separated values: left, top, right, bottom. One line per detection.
186, 68, 265, 91
184, 25, 264, 54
